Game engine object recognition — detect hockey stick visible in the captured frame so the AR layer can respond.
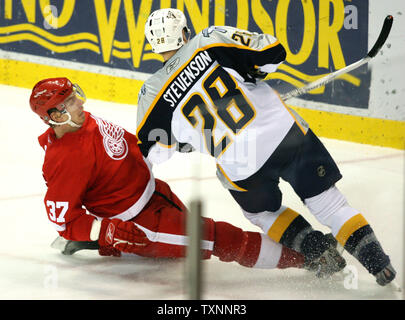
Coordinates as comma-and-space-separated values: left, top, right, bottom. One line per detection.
51, 236, 99, 255
280, 15, 394, 101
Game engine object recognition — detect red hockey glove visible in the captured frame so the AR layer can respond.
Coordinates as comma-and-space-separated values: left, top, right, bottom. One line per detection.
98, 246, 121, 257
98, 219, 150, 254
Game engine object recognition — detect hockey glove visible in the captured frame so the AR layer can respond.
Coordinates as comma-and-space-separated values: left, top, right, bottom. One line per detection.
247, 67, 268, 80
98, 219, 150, 254
98, 245, 121, 257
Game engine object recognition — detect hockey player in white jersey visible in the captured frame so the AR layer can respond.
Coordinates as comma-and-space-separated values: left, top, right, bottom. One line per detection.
137, 8, 396, 285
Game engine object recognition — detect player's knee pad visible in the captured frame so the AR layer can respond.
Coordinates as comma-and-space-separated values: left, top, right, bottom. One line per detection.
304, 186, 359, 231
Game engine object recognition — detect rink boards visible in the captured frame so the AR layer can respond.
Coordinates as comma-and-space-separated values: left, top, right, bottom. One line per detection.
0, 0, 403, 149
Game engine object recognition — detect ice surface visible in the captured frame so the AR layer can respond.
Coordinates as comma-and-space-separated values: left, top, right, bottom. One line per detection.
0, 84, 403, 300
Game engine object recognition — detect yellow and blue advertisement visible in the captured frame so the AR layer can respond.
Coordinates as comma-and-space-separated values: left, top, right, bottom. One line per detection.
1, 0, 369, 108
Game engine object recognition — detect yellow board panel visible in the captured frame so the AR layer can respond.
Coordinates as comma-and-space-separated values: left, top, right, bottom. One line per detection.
290, 106, 405, 150
0, 57, 143, 105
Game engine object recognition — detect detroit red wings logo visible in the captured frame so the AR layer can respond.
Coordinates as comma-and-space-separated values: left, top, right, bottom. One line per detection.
91, 115, 128, 160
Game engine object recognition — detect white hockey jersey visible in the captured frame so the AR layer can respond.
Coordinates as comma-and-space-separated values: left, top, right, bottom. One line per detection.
137, 26, 308, 190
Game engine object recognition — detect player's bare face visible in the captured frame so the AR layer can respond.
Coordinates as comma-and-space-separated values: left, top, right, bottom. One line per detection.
64, 94, 85, 126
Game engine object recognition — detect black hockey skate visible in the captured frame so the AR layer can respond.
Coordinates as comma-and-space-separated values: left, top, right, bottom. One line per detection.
375, 263, 396, 286
303, 233, 346, 278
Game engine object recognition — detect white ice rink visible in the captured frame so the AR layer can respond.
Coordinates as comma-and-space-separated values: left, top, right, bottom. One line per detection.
0, 84, 403, 300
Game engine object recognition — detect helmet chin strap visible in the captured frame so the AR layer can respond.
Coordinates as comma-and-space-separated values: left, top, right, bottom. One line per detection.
48, 111, 81, 128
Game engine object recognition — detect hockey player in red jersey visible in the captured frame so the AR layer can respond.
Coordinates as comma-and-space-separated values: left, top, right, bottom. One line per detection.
137, 8, 396, 286
29, 77, 336, 274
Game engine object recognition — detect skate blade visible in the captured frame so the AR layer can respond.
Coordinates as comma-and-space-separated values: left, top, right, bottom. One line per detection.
50, 236, 68, 251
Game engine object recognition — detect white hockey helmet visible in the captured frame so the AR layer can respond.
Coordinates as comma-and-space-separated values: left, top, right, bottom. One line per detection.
145, 8, 190, 53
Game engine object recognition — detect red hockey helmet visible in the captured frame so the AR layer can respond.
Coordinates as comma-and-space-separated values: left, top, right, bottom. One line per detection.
29, 78, 74, 123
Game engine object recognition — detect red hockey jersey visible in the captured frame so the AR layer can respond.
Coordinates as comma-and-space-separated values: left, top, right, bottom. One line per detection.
38, 112, 155, 241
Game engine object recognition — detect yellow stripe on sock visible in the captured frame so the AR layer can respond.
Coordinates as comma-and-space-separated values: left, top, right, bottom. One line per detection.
335, 213, 369, 247
267, 208, 299, 243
